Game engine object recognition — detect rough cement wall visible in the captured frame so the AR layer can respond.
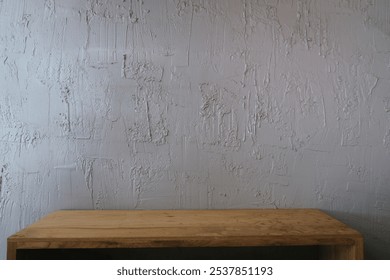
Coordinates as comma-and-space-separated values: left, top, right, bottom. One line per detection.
0, 0, 389, 259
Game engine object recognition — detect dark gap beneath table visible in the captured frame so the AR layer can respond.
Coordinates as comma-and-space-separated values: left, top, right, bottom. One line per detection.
17, 246, 319, 260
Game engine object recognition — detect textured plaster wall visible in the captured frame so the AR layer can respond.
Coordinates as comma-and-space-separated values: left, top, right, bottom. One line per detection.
0, 0, 389, 259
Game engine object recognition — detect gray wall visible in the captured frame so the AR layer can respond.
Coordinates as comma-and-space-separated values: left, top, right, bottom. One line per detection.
0, 0, 389, 259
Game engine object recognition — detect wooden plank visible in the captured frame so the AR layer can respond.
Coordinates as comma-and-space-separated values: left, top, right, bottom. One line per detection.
7, 209, 364, 259
8, 234, 360, 250
320, 236, 364, 260
6, 240, 17, 260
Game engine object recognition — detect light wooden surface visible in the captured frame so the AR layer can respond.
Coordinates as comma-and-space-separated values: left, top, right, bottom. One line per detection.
7, 209, 363, 259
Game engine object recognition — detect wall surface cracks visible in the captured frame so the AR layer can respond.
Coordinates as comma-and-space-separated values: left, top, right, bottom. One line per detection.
0, 0, 389, 259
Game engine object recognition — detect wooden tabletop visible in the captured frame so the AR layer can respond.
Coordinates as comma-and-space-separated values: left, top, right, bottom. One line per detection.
7, 209, 364, 259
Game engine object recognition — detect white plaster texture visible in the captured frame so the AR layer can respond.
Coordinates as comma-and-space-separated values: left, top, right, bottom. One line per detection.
0, 0, 389, 259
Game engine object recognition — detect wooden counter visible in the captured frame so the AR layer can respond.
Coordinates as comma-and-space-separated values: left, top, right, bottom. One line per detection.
7, 209, 364, 260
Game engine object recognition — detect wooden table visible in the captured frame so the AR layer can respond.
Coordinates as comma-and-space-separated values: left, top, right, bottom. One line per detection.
7, 209, 364, 260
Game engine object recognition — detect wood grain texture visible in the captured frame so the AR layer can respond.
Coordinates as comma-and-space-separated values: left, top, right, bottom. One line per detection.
7, 209, 364, 259
6, 241, 17, 260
